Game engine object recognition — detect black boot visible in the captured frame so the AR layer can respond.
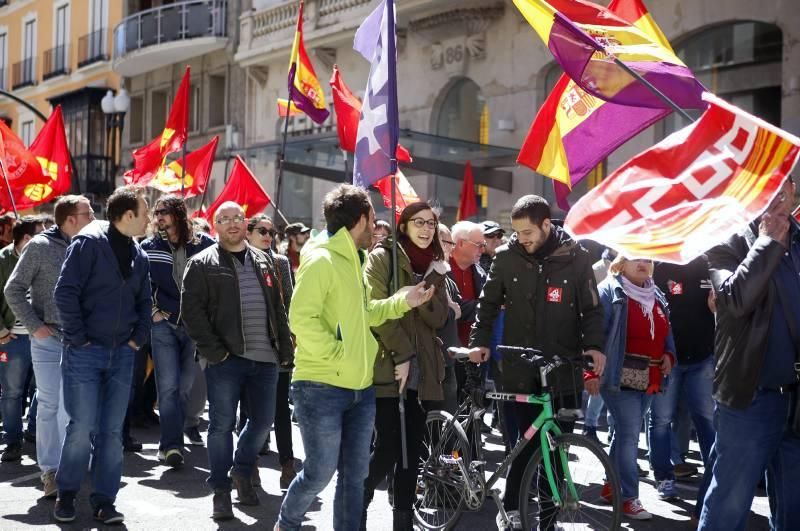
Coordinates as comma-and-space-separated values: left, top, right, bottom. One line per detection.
393, 509, 413, 531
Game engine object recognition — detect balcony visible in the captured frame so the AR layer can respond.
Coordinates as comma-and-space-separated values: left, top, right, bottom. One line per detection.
113, 0, 227, 77
11, 58, 36, 90
43, 45, 70, 80
78, 29, 109, 68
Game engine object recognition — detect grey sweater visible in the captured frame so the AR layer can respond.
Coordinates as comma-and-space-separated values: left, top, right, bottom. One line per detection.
5, 227, 70, 333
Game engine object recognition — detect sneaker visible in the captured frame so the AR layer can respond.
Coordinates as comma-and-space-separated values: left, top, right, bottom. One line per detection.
231, 471, 259, 506
496, 509, 523, 530
42, 470, 58, 499
184, 426, 204, 446
94, 504, 125, 524
158, 448, 184, 468
1, 442, 22, 462
212, 489, 234, 520
623, 498, 652, 520
280, 461, 297, 490
582, 426, 602, 446
657, 479, 679, 501
53, 494, 76, 523
673, 462, 698, 479
123, 436, 143, 452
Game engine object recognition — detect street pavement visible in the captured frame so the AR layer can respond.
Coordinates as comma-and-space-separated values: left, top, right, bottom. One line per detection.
0, 413, 772, 530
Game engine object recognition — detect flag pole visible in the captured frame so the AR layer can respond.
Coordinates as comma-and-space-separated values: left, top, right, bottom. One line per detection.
272, 203, 290, 226
342, 149, 349, 181
610, 56, 694, 122
0, 159, 19, 219
180, 139, 187, 198
275, 67, 295, 219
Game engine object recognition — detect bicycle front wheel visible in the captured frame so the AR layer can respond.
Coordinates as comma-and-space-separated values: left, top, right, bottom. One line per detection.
413, 409, 471, 531
519, 433, 622, 531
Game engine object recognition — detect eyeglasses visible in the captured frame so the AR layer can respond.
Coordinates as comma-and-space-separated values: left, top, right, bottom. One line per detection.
153, 208, 171, 217
441, 239, 455, 247
409, 217, 437, 229
216, 215, 245, 226
464, 239, 486, 249
254, 227, 276, 237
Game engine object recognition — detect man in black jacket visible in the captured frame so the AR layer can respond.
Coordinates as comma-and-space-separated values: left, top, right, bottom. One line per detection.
181, 202, 293, 521
700, 177, 800, 531
466, 195, 606, 530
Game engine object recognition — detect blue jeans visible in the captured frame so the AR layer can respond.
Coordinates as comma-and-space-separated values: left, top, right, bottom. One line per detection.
649, 356, 716, 481
278, 382, 376, 531
585, 393, 605, 428
699, 391, 800, 531
57, 343, 134, 508
204, 356, 277, 491
601, 388, 652, 500
0, 334, 31, 444
30, 335, 68, 475
150, 321, 196, 451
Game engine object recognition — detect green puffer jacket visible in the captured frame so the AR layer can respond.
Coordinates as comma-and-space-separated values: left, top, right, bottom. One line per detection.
365, 239, 450, 401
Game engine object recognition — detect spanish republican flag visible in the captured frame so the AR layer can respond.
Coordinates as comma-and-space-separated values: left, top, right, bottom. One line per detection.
277, 0, 329, 124
125, 66, 191, 184
565, 93, 800, 264
513, 0, 704, 110
203, 155, 272, 225
518, 0, 675, 209
149, 136, 218, 198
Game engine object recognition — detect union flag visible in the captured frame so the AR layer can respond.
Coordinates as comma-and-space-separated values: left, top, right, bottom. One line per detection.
202, 155, 272, 226
148, 136, 218, 198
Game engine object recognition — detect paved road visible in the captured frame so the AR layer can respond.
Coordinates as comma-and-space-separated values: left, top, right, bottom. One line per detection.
0, 415, 771, 530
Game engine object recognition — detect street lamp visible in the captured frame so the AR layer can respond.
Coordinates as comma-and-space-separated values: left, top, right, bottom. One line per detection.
102, 89, 129, 188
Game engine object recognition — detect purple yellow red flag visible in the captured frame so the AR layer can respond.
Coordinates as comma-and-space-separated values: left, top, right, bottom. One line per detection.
149, 136, 218, 198
519, 0, 679, 210
513, 0, 704, 110
279, 0, 329, 125
564, 93, 800, 264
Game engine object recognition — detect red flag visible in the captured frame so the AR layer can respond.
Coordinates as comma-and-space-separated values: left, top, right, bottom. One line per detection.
125, 66, 191, 185
374, 170, 420, 221
565, 93, 800, 264
457, 161, 478, 221
329, 65, 411, 163
203, 155, 272, 225
148, 136, 218, 198
0, 119, 55, 213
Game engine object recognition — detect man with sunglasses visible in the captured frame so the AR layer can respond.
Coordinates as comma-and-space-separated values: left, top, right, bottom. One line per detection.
182, 202, 293, 520
140, 195, 215, 467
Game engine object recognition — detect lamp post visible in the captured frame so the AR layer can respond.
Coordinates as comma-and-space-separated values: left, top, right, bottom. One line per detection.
101, 89, 130, 190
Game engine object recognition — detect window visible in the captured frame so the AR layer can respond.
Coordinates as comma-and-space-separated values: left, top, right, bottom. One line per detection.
21, 120, 34, 146
0, 33, 6, 90
88, 0, 105, 58
208, 73, 226, 128
150, 89, 168, 138
129, 94, 144, 144
189, 83, 200, 132
23, 20, 35, 60
55, 5, 68, 71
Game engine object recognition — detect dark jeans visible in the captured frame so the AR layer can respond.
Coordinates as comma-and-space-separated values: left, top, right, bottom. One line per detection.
238, 370, 294, 465
123, 344, 148, 443
0, 335, 32, 444
205, 356, 278, 491
278, 382, 376, 531
365, 391, 428, 510
504, 395, 577, 511
57, 343, 134, 508
151, 322, 196, 451
699, 390, 800, 531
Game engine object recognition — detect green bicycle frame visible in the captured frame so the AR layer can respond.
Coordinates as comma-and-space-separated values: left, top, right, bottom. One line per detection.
484, 391, 579, 506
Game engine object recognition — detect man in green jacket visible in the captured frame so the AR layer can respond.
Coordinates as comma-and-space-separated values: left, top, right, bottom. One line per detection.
276, 184, 433, 531
0, 216, 43, 462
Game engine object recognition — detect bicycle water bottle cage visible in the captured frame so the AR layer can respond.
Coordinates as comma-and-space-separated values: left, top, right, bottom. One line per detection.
556, 408, 585, 422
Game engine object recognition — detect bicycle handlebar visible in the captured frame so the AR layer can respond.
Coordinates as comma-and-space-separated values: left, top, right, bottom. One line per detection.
447, 345, 594, 371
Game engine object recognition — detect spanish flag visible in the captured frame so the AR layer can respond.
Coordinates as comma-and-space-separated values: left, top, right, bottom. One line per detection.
517, 0, 699, 209
513, 0, 704, 110
277, 0, 329, 124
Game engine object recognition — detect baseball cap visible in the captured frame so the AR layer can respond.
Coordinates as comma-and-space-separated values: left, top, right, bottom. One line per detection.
285, 222, 312, 236
482, 221, 505, 237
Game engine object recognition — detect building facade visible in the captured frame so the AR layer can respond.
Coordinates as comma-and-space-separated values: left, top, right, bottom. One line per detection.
0, 0, 123, 201
235, 0, 800, 229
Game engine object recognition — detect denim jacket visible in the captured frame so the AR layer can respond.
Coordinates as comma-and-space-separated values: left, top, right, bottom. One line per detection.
598, 274, 676, 392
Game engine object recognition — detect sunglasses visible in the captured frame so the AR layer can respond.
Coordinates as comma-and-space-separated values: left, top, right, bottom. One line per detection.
254, 227, 276, 237
153, 208, 171, 217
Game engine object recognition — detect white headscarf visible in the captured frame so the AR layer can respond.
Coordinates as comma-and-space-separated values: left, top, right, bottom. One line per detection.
621, 276, 656, 339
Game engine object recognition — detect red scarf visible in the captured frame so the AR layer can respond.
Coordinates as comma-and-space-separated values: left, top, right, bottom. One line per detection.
401, 238, 435, 275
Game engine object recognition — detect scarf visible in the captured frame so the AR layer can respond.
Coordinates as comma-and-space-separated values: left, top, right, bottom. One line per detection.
621, 276, 656, 339
401, 238, 435, 275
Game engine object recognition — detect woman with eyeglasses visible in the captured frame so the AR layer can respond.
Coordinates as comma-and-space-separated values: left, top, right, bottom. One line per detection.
361, 202, 450, 530
243, 214, 300, 489
596, 255, 676, 521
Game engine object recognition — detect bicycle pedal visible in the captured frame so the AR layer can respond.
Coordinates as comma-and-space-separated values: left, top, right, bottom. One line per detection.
469, 461, 486, 470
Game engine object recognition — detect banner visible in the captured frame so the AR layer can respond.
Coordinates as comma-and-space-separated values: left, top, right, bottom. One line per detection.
565, 93, 800, 264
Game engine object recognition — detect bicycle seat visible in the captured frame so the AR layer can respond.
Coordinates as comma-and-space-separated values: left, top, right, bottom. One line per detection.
556, 408, 585, 421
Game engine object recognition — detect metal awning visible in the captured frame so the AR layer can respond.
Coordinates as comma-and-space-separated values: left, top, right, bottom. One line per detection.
235, 129, 518, 192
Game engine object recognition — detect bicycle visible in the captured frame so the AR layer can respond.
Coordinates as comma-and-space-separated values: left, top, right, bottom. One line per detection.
414, 345, 621, 530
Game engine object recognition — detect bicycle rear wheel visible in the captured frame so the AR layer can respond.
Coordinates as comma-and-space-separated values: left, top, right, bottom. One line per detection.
413, 410, 471, 531
519, 433, 622, 531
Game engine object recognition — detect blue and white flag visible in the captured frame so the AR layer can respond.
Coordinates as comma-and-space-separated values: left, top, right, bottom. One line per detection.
353, 0, 399, 188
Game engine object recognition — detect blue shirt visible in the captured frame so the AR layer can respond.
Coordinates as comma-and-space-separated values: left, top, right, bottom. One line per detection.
761, 231, 800, 387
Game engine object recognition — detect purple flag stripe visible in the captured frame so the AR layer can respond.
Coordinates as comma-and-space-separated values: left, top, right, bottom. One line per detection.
286, 66, 330, 125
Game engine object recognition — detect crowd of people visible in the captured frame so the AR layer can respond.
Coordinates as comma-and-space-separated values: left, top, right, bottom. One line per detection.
0, 180, 798, 530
